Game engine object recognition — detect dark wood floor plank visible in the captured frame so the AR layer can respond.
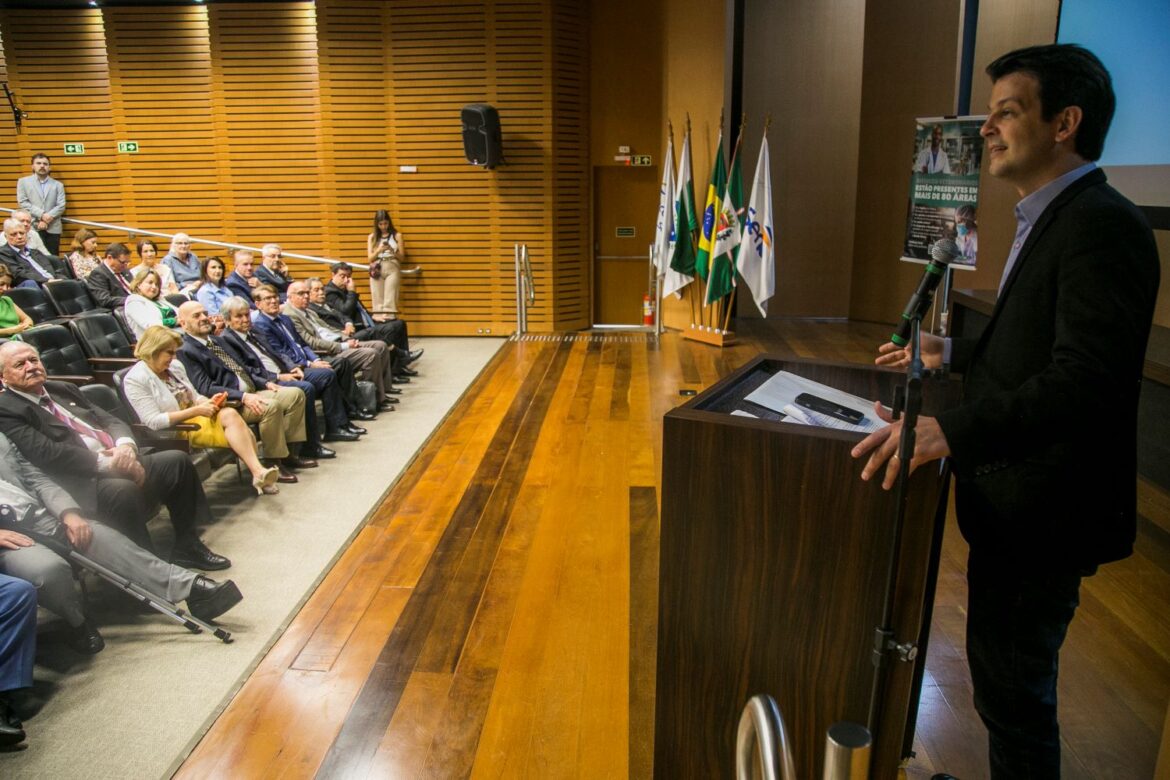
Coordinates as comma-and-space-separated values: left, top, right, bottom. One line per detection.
629, 485, 660, 780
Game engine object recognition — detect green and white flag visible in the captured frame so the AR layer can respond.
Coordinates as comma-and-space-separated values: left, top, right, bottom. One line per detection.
705, 138, 743, 305
664, 129, 697, 297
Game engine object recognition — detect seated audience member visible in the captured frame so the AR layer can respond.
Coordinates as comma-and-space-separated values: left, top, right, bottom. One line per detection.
66, 228, 102, 280
0, 210, 49, 255
255, 244, 292, 300
306, 278, 403, 395
251, 284, 369, 436
123, 326, 281, 494
0, 572, 35, 746
0, 341, 230, 570
130, 238, 179, 296
194, 256, 233, 321
124, 268, 181, 340
162, 233, 201, 291
321, 264, 422, 375
0, 270, 35, 337
0, 432, 242, 656
283, 281, 395, 410
216, 296, 331, 462
224, 248, 259, 305
0, 218, 68, 287
175, 302, 310, 479
85, 242, 135, 311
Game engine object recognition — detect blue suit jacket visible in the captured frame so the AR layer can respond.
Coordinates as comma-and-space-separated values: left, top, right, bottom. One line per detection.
176, 334, 249, 402
251, 311, 318, 368
223, 272, 256, 305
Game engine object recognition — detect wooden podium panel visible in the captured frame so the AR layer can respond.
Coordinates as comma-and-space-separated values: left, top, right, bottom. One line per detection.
655, 357, 958, 779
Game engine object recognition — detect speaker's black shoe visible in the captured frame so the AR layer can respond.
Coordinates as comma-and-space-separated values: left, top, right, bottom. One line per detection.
323, 430, 359, 443
350, 410, 377, 421
396, 366, 419, 377
64, 620, 105, 655
283, 455, 318, 469
0, 698, 25, 747
393, 375, 412, 384
931, 774, 960, 780
172, 540, 231, 571
343, 424, 367, 436
186, 576, 243, 622
380, 397, 399, 407
307, 445, 336, 459
405, 348, 424, 364
386, 387, 403, 395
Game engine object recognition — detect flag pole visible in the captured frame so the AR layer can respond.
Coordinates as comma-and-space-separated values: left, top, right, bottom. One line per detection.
687, 113, 702, 327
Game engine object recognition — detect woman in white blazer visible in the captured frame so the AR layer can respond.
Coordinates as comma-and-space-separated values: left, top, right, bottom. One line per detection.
123, 326, 279, 495
123, 268, 182, 340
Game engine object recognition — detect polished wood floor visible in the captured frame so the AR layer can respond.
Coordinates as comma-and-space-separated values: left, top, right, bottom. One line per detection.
176, 320, 1170, 779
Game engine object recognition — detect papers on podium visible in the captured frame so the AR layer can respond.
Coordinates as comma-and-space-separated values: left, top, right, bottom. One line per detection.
744, 371, 887, 434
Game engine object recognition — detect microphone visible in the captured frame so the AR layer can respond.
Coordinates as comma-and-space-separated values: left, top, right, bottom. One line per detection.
890, 238, 960, 347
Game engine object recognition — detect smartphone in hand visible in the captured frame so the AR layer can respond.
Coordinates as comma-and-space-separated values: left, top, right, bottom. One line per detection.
211, 392, 228, 409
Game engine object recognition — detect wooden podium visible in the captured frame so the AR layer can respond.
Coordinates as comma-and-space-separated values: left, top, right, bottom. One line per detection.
655, 356, 960, 779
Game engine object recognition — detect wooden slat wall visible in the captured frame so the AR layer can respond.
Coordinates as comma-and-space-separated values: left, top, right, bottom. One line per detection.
0, 1, 589, 335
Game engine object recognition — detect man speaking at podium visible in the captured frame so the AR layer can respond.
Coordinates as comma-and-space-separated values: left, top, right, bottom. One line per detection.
852, 45, 1160, 778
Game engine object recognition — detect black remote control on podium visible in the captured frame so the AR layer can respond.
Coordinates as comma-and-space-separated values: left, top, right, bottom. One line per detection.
794, 392, 864, 424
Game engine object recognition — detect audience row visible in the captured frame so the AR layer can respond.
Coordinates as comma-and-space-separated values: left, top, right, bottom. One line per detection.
0, 220, 423, 747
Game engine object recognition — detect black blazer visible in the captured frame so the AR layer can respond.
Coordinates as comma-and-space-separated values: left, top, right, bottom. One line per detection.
176, 334, 249, 402
254, 265, 290, 299
0, 381, 133, 478
85, 262, 133, 310
217, 329, 282, 388
937, 169, 1161, 568
0, 244, 68, 286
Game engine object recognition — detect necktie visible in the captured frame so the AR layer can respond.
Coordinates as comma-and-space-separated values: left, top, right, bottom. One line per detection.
207, 340, 256, 392
40, 395, 115, 449
277, 320, 307, 363
20, 249, 51, 280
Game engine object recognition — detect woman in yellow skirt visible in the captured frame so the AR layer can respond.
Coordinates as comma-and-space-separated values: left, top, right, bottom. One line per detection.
122, 326, 280, 495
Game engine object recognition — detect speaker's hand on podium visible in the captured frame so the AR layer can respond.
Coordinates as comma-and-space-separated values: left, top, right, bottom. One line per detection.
852, 401, 951, 490
874, 333, 944, 370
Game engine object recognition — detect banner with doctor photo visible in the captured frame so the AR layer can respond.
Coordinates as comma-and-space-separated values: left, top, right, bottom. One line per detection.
902, 116, 986, 269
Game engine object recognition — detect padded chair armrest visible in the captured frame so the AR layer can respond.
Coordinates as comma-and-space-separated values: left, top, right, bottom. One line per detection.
129, 424, 192, 453
87, 357, 137, 368
46, 374, 95, 386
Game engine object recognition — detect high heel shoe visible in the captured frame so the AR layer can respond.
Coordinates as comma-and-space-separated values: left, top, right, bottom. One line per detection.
253, 466, 280, 495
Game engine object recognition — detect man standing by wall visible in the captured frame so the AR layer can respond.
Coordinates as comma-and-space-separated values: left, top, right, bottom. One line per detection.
16, 154, 66, 256
854, 44, 1160, 778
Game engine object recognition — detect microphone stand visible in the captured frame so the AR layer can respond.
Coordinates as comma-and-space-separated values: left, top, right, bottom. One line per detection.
866, 312, 926, 732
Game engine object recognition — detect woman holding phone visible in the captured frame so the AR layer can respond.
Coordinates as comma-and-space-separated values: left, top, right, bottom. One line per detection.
366, 209, 404, 321
122, 326, 280, 494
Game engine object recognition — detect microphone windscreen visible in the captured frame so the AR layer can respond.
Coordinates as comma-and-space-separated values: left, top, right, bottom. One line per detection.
930, 238, 961, 264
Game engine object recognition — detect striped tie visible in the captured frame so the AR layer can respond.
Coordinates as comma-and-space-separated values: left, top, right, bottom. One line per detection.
207, 340, 256, 392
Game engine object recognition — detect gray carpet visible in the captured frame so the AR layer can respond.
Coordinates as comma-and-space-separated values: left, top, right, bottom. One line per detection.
0, 337, 504, 779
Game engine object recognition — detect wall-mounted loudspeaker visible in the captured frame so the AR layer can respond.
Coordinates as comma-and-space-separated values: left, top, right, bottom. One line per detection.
461, 103, 503, 169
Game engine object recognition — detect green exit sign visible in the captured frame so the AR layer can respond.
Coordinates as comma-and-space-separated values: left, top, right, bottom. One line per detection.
63, 143, 85, 155
631, 154, 652, 166
118, 141, 140, 153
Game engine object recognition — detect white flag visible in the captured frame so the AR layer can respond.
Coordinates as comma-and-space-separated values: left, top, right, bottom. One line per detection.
736, 136, 775, 316
663, 131, 696, 298
653, 135, 676, 275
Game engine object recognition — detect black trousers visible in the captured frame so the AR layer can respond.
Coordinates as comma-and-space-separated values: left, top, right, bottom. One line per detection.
93, 449, 215, 550
966, 554, 1084, 779
354, 319, 408, 353
300, 365, 350, 431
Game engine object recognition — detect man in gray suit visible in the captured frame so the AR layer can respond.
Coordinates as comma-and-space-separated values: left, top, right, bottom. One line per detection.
15, 154, 66, 256
0, 433, 242, 655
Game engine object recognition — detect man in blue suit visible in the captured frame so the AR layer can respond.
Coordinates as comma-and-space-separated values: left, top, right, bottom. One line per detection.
250, 285, 369, 440
224, 249, 259, 306
0, 573, 35, 746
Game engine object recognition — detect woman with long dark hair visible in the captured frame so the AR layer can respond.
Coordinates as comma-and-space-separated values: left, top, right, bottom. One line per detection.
366, 209, 404, 321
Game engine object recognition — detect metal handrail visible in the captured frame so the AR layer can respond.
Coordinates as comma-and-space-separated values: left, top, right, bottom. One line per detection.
0, 207, 340, 266
736, 694, 797, 780
514, 242, 535, 335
